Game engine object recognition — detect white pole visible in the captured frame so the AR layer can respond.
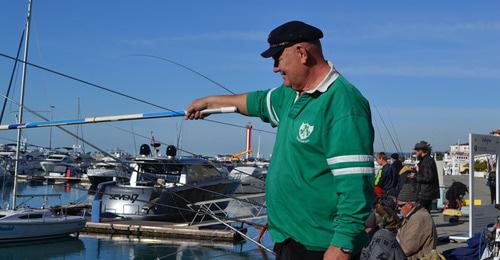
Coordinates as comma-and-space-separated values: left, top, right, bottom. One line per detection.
496, 153, 499, 204
13, 0, 33, 209
468, 133, 474, 238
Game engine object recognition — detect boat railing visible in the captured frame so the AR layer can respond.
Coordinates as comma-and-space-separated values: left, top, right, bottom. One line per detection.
186, 192, 266, 227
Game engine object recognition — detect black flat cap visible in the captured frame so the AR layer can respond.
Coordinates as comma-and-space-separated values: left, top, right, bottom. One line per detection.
261, 21, 323, 58
414, 140, 431, 151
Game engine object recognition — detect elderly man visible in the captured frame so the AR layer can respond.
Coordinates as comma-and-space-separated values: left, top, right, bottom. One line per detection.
414, 141, 440, 211
397, 184, 437, 260
186, 21, 374, 259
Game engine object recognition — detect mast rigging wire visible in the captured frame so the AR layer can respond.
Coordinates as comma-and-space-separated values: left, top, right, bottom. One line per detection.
0, 30, 25, 125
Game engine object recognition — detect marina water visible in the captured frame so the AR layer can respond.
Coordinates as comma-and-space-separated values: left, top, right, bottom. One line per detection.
0, 182, 274, 260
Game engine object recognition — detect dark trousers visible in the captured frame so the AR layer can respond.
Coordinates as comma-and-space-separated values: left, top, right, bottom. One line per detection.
273, 238, 360, 260
420, 199, 432, 212
490, 186, 496, 204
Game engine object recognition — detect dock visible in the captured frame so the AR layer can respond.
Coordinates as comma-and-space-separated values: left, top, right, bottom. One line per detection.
82, 220, 244, 242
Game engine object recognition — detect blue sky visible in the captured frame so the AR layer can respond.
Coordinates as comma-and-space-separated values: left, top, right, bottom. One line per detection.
0, 1, 499, 156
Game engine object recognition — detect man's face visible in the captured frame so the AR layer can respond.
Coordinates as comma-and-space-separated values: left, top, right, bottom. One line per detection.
272, 44, 306, 90
398, 201, 414, 217
376, 157, 385, 165
415, 149, 424, 160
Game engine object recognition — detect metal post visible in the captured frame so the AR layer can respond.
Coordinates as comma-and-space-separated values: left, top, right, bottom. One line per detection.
13, 0, 33, 209
49, 105, 54, 149
496, 153, 499, 204
468, 134, 474, 238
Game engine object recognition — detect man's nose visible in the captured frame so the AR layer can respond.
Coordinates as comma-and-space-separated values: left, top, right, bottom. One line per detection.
273, 66, 280, 73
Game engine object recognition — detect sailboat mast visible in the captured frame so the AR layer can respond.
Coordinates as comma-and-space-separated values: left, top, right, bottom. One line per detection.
13, 0, 33, 209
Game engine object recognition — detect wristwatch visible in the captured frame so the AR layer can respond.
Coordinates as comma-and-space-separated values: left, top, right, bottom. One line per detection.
340, 247, 352, 254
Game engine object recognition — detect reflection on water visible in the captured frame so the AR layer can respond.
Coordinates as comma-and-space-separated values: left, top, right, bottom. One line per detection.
0, 181, 275, 259
0, 237, 85, 260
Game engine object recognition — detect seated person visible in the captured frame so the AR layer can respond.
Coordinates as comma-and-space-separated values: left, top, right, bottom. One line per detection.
361, 197, 405, 260
397, 184, 437, 260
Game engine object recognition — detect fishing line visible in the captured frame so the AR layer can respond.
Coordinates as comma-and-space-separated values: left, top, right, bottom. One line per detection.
373, 104, 400, 154
128, 54, 236, 95
124, 54, 276, 134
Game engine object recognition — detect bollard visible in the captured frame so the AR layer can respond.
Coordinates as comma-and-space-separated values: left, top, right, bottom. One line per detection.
91, 200, 102, 223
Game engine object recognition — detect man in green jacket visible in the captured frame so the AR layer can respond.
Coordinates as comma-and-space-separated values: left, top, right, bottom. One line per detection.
186, 21, 375, 260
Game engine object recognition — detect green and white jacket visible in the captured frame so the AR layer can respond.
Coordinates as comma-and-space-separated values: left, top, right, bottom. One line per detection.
246, 62, 375, 253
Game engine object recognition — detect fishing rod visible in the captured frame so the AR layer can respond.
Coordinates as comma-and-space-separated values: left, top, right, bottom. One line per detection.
0, 107, 237, 130
0, 52, 275, 134
1, 94, 266, 206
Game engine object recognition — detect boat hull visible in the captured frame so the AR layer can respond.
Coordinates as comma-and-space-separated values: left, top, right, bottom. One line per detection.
0, 217, 86, 243
100, 179, 240, 221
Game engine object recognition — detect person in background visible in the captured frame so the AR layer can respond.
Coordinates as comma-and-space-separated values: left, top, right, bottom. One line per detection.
397, 184, 437, 260
375, 152, 398, 195
414, 141, 440, 212
487, 169, 497, 204
360, 195, 405, 260
397, 165, 416, 194
391, 153, 402, 183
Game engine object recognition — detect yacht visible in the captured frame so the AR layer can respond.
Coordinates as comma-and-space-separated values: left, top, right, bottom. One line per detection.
95, 144, 240, 221
40, 147, 92, 177
87, 156, 130, 186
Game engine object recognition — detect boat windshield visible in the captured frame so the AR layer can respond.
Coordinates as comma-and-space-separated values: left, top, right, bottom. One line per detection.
185, 164, 221, 183
136, 162, 221, 184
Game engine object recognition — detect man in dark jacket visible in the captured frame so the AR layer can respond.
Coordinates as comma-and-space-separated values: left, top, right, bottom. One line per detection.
414, 141, 440, 211
390, 153, 402, 194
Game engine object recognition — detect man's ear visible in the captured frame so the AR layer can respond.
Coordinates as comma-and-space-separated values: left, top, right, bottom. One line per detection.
295, 44, 308, 64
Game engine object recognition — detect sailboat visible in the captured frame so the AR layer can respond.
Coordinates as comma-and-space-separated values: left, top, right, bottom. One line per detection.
0, 0, 86, 243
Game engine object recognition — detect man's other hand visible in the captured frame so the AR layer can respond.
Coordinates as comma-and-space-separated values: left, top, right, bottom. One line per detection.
324, 246, 350, 260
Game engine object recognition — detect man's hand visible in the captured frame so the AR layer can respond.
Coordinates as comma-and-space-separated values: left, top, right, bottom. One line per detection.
185, 94, 248, 120
324, 246, 350, 260
185, 97, 210, 120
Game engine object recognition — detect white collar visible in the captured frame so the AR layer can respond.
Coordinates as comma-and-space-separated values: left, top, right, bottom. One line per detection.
303, 61, 339, 94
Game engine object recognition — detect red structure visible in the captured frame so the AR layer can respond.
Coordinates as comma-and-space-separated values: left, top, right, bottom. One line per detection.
246, 123, 252, 159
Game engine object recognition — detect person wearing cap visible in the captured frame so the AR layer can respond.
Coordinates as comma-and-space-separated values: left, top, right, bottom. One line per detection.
413, 141, 440, 211
397, 184, 437, 260
186, 21, 374, 259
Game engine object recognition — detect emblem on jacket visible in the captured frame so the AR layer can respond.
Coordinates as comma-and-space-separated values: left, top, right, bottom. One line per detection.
298, 122, 314, 143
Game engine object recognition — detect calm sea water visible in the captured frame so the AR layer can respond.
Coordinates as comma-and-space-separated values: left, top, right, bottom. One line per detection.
0, 181, 275, 260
